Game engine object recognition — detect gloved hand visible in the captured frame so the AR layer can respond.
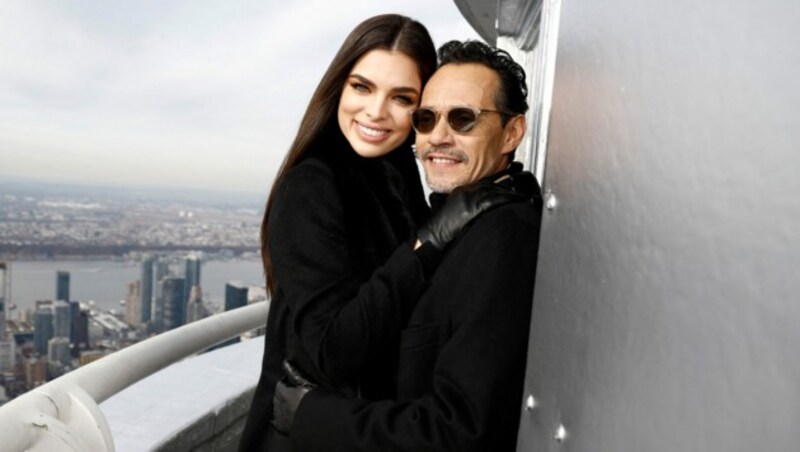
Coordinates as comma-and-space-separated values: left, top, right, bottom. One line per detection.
417, 171, 531, 250
271, 360, 317, 435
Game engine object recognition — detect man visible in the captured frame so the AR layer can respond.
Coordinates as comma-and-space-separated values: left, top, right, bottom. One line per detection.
275, 40, 542, 451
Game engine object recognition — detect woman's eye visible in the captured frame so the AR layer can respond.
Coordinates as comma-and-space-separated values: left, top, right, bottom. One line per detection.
351, 83, 370, 93
394, 96, 414, 106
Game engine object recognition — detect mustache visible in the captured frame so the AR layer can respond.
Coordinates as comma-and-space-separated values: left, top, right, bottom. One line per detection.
417, 146, 469, 163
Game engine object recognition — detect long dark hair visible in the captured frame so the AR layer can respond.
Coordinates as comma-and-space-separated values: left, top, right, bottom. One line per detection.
261, 14, 437, 294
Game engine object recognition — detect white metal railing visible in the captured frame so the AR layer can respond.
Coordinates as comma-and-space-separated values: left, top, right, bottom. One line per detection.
0, 301, 269, 451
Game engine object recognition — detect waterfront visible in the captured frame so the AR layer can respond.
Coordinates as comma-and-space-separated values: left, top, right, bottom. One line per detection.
5, 258, 265, 314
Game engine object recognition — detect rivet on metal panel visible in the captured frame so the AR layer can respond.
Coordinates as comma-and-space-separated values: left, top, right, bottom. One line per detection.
554, 424, 567, 444
525, 395, 537, 411
544, 190, 557, 212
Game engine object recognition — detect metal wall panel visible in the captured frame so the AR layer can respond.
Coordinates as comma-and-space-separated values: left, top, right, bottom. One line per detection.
517, 1, 800, 451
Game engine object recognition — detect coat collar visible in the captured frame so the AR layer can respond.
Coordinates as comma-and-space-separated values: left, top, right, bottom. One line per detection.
428, 162, 542, 212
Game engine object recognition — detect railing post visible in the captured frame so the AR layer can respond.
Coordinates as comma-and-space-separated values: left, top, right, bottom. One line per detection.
0, 383, 111, 451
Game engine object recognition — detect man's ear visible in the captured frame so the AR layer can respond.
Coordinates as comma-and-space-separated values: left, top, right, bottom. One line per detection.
501, 114, 527, 155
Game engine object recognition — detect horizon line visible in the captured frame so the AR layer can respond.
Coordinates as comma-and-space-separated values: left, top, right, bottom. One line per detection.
0, 176, 267, 198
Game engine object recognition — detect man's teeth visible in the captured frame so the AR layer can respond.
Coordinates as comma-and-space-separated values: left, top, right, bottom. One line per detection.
431, 157, 457, 164
358, 123, 388, 137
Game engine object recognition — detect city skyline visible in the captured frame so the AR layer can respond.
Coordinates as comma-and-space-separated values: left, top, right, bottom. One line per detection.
0, 1, 480, 194
0, 254, 267, 402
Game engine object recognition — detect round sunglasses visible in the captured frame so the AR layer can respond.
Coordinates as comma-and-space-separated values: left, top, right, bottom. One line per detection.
410, 106, 514, 134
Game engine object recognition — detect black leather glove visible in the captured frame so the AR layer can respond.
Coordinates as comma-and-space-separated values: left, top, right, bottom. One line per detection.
271, 360, 317, 434
417, 171, 531, 250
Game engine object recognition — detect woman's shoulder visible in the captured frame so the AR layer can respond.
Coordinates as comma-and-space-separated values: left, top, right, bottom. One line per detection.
269, 157, 345, 232
276, 157, 338, 198
285, 156, 335, 182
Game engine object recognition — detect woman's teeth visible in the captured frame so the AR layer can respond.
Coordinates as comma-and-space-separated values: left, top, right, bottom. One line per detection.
358, 123, 388, 137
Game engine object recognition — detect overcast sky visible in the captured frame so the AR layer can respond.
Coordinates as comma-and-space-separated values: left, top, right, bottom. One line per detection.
0, 1, 481, 194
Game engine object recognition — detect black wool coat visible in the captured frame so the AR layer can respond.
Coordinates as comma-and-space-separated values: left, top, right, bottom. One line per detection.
289, 172, 544, 452
238, 140, 435, 452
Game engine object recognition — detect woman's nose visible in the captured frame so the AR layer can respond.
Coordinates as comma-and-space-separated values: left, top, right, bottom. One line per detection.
365, 96, 388, 119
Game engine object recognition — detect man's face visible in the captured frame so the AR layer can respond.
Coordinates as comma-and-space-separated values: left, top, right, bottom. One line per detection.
415, 63, 523, 193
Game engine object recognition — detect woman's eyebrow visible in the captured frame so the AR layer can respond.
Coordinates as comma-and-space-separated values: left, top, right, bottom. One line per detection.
349, 74, 419, 96
391, 86, 420, 96
348, 74, 375, 87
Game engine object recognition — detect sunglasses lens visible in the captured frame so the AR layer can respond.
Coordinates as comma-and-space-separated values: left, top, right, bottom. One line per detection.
447, 108, 478, 132
412, 109, 437, 133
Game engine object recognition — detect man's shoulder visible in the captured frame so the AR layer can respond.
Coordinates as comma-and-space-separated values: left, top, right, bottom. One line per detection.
422, 198, 541, 320
468, 199, 542, 238
440, 199, 542, 263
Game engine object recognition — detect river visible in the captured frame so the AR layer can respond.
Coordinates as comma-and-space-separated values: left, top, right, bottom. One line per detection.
4, 258, 265, 314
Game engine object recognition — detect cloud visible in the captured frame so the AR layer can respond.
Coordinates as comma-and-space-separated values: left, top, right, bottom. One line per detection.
0, 0, 481, 193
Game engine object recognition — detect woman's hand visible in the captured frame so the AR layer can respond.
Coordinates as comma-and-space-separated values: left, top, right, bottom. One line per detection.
271, 360, 317, 434
417, 171, 533, 250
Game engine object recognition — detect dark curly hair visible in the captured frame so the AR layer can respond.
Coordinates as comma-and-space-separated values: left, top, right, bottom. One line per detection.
438, 40, 528, 125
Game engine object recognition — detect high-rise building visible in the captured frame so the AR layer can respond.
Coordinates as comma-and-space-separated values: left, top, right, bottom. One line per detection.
218, 281, 249, 347
125, 280, 141, 327
0, 340, 14, 373
0, 262, 12, 371
162, 277, 186, 331
47, 337, 71, 367
152, 259, 169, 331
75, 307, 90, 351
25, 357, 48, 387
53, 300, 71, 339
56, 270, 70, 302
33, 308, 54, 356
79, 350, 107, 366
243, 286, 268, 339
140, 254, 155, 324
186, 285, 206, 323
152, 295, 164, 334
155, 260, 169, 287
69, 301, 80, 353
225, 281, 249, 312
184, 254, 202, 305
0, 261, 8, 339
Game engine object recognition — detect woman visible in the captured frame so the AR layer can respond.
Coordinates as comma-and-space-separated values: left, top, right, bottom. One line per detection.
239, 15, 514, 450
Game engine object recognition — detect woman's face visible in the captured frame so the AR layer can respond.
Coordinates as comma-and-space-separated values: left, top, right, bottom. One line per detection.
338, 49, 422, 158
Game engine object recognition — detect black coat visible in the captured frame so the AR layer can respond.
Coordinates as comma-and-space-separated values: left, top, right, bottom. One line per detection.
238, 140, 433, 452
289, 178, 543, 452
